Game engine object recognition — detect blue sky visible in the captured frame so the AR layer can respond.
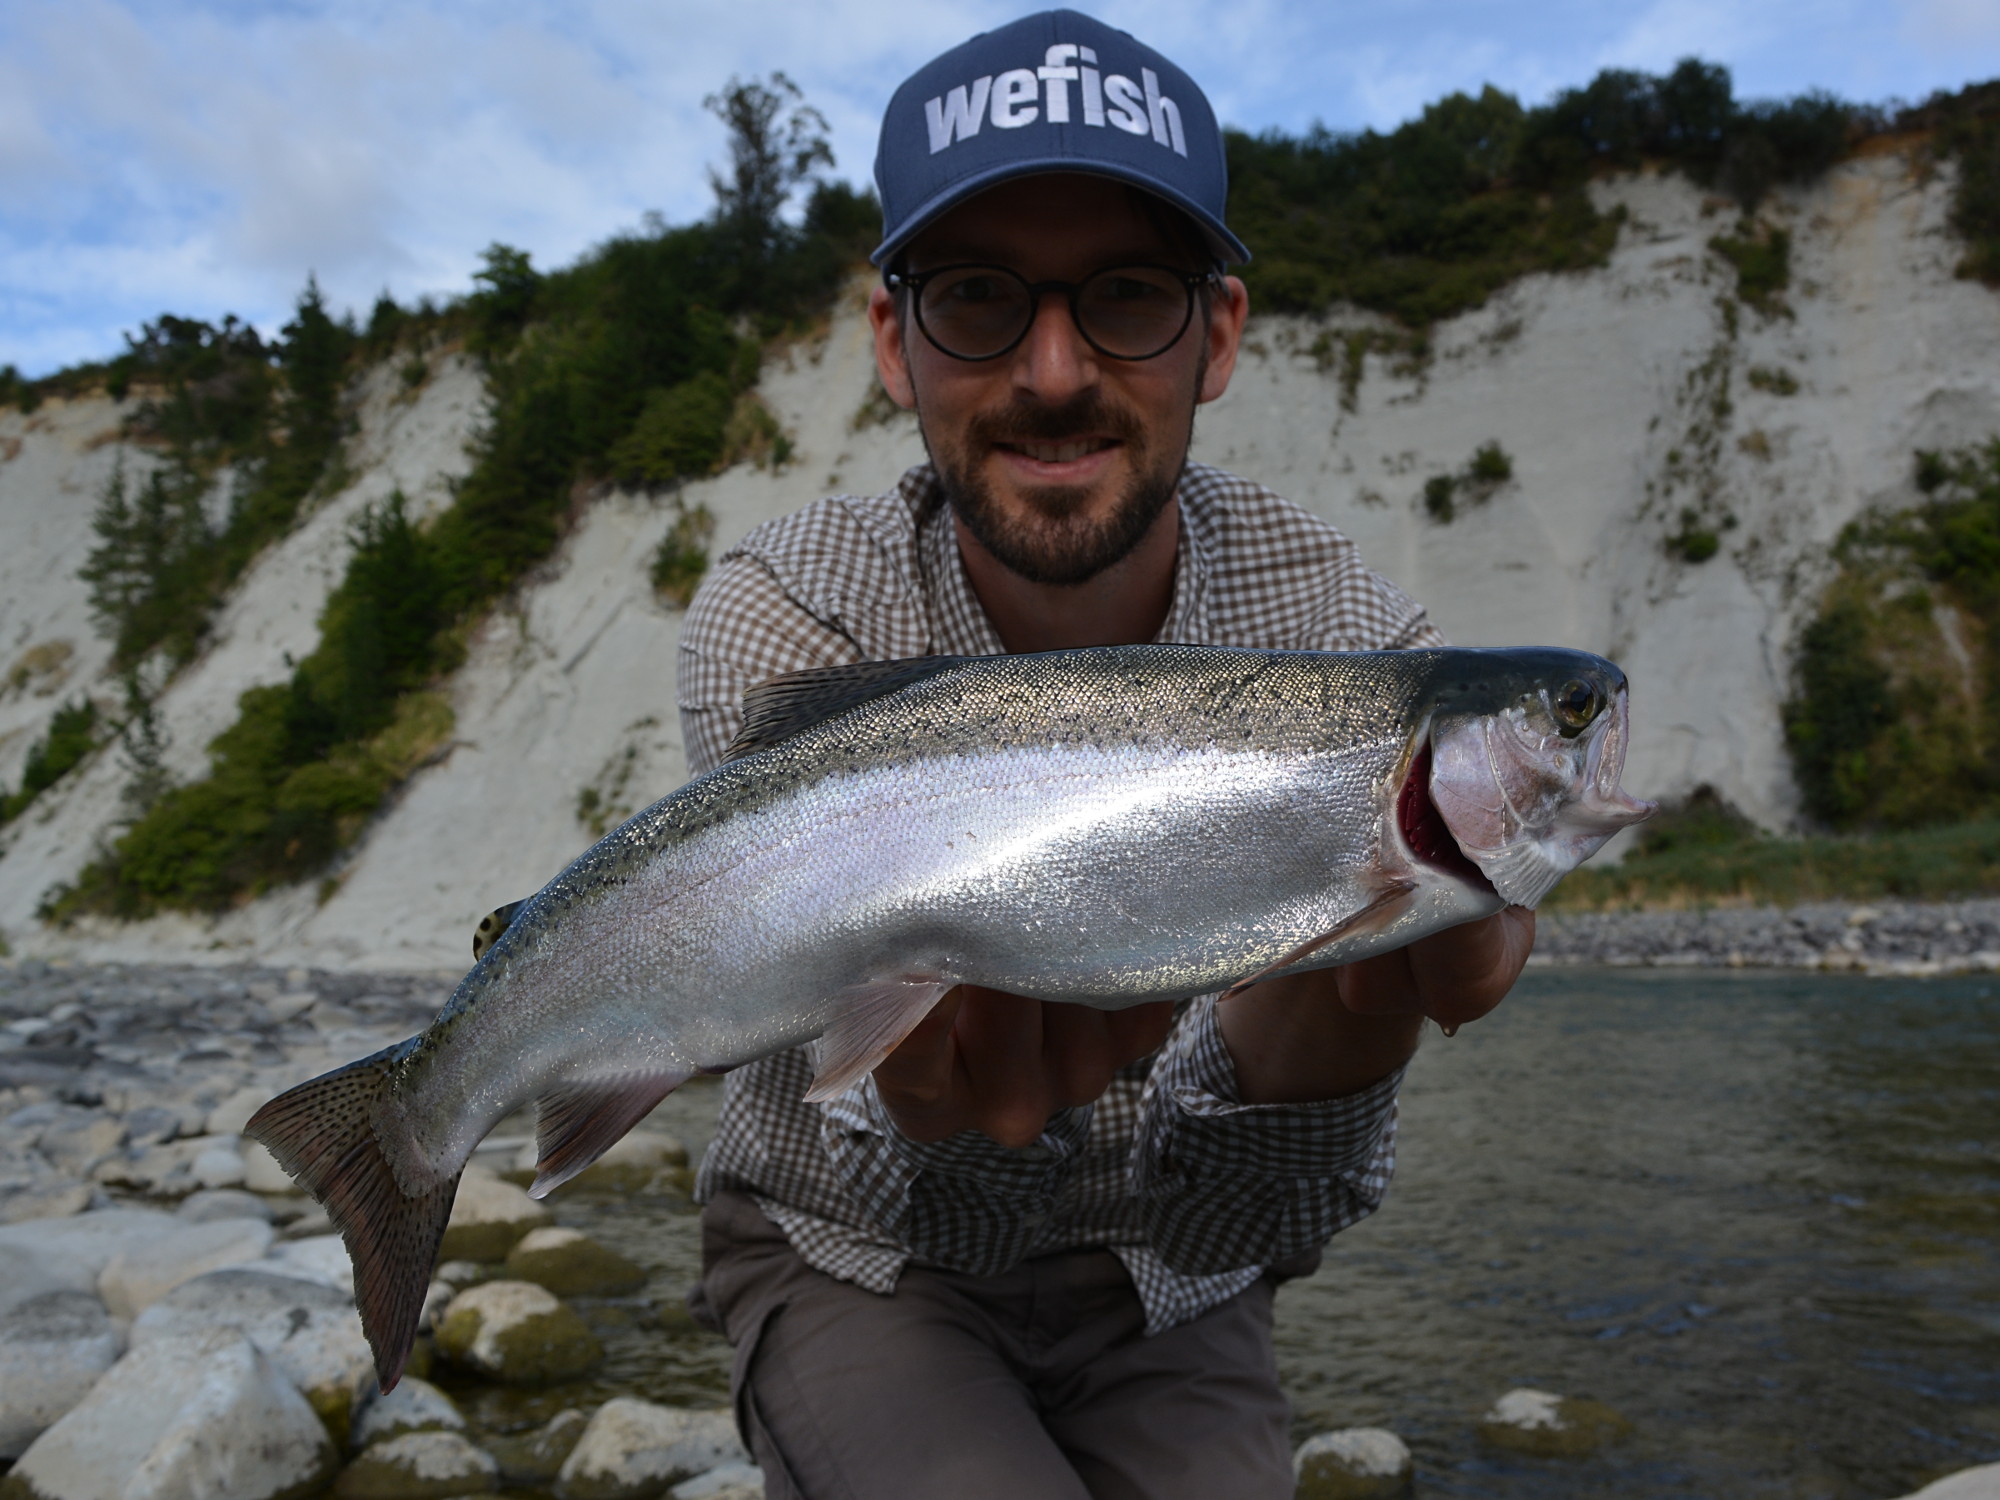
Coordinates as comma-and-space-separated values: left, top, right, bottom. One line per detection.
4, 0, 1999, 376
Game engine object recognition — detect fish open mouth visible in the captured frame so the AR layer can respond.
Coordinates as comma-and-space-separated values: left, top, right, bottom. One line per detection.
1397, 741, 1496, 894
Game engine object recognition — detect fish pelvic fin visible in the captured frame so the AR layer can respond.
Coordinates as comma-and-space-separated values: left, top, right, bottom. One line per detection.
244, 1038, 457, 1394
1219, 879, 1421, 1002
529, 1071, 690, 1199
801, 977, 954, 1105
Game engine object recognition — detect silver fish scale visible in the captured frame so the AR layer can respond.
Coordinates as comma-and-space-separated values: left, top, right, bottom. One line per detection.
397, 645, 1613, 1169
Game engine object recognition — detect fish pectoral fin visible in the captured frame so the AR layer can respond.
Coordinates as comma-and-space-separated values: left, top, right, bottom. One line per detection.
529, 1070, 690, 1200
472, 899, 527, 961
801, 976, 954, 1105
1219, 879, 1421, 1002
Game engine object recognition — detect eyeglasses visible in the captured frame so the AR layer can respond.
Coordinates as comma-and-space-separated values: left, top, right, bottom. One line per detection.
886, 263, 1219, 363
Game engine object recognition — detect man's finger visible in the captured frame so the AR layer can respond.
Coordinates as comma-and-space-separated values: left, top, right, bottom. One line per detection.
1040, 1002, 1120, 1108
954, 987, 1056, 1147
1104, 1001, 1176, 1067
871, 986, 965, 1114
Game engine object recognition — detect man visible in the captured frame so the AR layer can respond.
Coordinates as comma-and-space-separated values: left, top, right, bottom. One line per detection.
678, 12, 1533, 1497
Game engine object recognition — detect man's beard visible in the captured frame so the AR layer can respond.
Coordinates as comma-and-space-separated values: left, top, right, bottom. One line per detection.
923, 390, 1189, 587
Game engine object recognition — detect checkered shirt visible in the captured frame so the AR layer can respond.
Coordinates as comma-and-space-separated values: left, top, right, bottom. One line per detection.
680, 461, 1445, 1335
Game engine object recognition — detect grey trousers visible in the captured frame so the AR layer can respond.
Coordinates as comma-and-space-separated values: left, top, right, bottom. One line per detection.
691, 1192, 1296, 1500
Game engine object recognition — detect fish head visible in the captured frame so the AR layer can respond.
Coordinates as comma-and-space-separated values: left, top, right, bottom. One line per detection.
1414, 649, 1655, 908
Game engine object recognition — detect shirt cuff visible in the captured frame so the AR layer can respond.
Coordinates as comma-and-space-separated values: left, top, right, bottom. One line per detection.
1131, 996, 1404, 1274
1148, 995, 1405, 1175
856, 1075, 1093, 1194
815, 1077, 1093, 1276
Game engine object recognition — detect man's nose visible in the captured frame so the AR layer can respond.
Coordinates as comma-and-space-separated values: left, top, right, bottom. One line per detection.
1009, 289, 1098, 402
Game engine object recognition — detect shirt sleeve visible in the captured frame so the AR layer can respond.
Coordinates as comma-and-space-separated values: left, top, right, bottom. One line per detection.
1130, 996, 1403, 1275
817, 1077, 1094, 1275
677, 551, 862, 777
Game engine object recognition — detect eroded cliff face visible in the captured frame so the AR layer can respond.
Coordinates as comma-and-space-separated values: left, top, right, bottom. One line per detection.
2, 152, 1997, 968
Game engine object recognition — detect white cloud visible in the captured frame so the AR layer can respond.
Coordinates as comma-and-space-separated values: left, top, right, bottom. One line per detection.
1903, 0, 2000, 50
3, 0, 1997, 374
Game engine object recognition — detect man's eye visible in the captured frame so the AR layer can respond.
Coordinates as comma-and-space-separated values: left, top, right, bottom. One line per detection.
943, 276, 1005, 304
1101, 276, 1167, 303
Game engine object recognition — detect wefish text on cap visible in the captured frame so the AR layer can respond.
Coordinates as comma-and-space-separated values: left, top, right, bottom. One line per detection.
871, 10, 1249, 268
923, 47, 1186, 155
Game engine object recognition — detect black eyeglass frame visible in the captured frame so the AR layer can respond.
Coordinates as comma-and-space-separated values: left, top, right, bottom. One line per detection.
884, 262, 1223, 363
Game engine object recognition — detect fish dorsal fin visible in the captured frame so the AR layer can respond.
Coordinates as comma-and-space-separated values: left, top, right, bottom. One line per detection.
722, 655, 978, 763
472, 900, 527, 961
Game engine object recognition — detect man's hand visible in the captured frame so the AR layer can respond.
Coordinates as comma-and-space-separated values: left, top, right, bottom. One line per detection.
872, 987, 1176, 1148
870, 907, 1534, 1144
1218, 906, 1537, 1104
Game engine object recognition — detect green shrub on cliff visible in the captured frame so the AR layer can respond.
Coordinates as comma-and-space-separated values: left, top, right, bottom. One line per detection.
1783, 439, 2000, 831
77, 284, 357, 673
0, 700, 100, 825
1226, 58, 1875, 329
51, 77, 873, 919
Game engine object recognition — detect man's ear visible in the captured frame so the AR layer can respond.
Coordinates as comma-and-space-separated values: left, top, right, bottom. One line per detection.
868, 285, 918, 409
1197, 275, 1250, 405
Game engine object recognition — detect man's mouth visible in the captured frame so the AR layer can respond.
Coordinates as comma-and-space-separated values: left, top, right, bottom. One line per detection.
997, 437, 1118, 464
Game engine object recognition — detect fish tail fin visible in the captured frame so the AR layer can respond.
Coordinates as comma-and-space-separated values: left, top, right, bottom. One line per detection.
245, 1038, 458, 1392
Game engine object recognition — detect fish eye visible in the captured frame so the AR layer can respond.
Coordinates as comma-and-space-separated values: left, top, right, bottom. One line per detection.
1553, 679, 1602, 733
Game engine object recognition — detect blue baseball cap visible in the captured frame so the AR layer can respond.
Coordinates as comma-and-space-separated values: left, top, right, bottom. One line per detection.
871, 10, 1249, 268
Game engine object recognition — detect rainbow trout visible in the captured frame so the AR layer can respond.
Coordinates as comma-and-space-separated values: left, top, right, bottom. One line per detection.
249, 644, 1652, 1385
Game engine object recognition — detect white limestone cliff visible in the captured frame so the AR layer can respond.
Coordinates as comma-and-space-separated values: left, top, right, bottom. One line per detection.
1, 150, 1996, 968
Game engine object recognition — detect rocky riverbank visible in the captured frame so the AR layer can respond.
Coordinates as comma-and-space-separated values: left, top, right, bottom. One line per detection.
1, 954, 1996, 1500
1536, 897, 2000, 976
0, 958, 763, 1499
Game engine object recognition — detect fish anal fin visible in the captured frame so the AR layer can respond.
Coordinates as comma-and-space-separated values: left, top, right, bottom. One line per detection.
244, 1039, 454, 1393
530, 1071, 689, 1199
473, 899, 527, 961
1220, 879, 1421, 1002
724, 656, 976, 763
801, 977, 954, 1105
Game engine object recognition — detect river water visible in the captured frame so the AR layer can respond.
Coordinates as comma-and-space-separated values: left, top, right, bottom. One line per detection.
442, 969, 2000, 1498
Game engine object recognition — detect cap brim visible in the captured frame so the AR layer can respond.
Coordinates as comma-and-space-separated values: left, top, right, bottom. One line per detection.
869, 159, 1250, 268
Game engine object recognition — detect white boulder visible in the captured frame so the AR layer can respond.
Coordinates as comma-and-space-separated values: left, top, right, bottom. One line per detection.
0, 1207, 176, 1315
177, 1188, 274, 1223
1293, 1427, 1413, 1499
99, 1216, 275, 1319
242, 1139, 296, 1193
189, 1134, 248, 1189
333, 1430, 499, 1498
131, 1267, 375, 1435
503, 1225, 648, 1296
1476, 1386, 1630, 1458
32, 1111, 124, 1178
671, 1460, 765, 1500
0, 1290, 122, 1459
1898, 1464, 2000, 1499
434, 1280, 602, 1384
266, 1233, 356, 1293
491, 1409, 589, 1487
510, 1130, 688, 1193
207, 1085, 274, 1138
6, 1328, 335, 1500
556, 1400, 747, 1500
0, 1177, 92, 1226
438, 1165, 552, 1261
91, 1138, 205, 1196
350, 1376, 466, 1450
